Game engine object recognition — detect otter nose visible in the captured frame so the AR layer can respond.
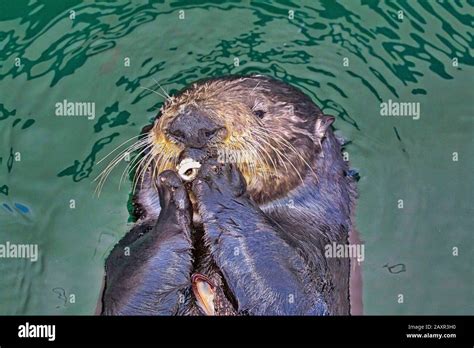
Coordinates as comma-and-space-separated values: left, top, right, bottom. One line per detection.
168, 110, 223, 148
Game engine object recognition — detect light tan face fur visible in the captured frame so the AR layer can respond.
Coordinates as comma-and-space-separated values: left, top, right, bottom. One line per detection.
147, 77, 319, 203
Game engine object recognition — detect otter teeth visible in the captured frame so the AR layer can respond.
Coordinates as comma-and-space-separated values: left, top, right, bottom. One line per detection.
177, 158, 201, 182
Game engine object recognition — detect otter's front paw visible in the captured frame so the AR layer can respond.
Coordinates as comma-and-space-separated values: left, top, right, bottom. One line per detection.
192, 161, 246, 201
156, 170, 192, 235
191, 161, 258, 239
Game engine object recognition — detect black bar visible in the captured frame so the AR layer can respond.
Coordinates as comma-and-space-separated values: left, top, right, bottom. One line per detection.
0, 316, 472, 346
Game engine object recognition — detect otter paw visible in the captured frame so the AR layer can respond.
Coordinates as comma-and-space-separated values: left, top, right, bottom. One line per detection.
192, 161, 246, 199
191, 161, 254, 229
156, 170, 192, 231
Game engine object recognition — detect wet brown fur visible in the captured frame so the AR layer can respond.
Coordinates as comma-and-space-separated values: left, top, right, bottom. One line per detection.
149, 75, 322, 205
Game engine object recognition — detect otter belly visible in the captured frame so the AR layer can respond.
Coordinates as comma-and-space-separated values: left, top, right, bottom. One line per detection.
188, 225, 237, 316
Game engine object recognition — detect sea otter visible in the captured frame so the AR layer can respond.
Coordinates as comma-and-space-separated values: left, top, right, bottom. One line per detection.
98, 75, 358, 315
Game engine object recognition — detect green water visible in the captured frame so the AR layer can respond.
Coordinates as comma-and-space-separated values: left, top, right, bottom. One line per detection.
0, 0, 472, 315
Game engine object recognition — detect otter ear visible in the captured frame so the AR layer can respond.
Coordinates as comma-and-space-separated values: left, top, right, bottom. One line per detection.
315, 115, 335, 139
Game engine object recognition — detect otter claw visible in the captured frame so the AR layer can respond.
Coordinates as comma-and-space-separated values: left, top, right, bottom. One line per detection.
191, 273, 216, 316
177, 158, 201, 182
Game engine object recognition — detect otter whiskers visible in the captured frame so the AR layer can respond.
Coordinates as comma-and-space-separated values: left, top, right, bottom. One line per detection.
253, 128, 316, 182
266, 131, 317, 179
139, 78, 172, 104
119, 142, 154, 189
139, 86, 169, 101
94, 135, 152, 196
96, 134, 144, 165
251, 128, 303, 182
151, 77, 171, 100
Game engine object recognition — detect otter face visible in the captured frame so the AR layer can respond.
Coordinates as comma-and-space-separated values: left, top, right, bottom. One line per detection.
146, 75, 333, 203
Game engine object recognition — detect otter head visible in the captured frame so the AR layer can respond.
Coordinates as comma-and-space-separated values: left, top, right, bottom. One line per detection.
147, 75, 334, 204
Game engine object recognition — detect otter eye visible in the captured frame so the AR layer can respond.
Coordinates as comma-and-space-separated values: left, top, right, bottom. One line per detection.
253, 110, 266, 119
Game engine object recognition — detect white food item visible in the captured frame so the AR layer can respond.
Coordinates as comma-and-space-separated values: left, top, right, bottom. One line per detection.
177, 158, 201, 182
